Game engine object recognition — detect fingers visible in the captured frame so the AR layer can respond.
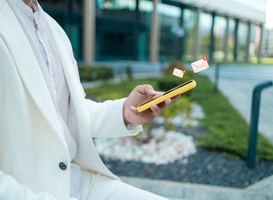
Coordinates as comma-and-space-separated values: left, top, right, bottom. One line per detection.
154, 91, 164, 96
130, 106, 153, 117
136, 85, 156, 96
130, 105, 155, 123
150, 103, 162, 117
160, 98, 172, 109
171, 94, 181, 101
132, 98, 175, 115
130, 92, 180, 118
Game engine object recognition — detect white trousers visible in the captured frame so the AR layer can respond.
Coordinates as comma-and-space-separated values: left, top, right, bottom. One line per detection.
79, 171, 168, 200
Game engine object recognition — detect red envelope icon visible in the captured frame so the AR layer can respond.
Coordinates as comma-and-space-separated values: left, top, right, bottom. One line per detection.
191, 58, 209, 73
173, 68, 184, 78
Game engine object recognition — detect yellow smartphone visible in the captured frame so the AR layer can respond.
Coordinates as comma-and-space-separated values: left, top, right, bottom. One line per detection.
137, 79, 197, 112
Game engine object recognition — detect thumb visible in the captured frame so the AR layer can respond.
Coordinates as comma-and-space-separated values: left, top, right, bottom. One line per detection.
136, 85, 156, 96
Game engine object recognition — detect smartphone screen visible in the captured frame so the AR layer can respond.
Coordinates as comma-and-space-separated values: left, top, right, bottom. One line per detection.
138, 80, 193, 107
138, 94, 163, 107
163, 80, 193, 96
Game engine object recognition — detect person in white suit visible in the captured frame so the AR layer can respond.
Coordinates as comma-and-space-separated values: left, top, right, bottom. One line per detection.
0, 0, 181, 199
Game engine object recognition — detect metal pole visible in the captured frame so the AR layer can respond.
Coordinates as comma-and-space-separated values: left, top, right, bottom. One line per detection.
223, 16, 230, 63
245, 21, 251, 62
176, 7, 184, 60
149, 0, 161, 62
258, 24, 264, 63
83, 0, 96, 63
209, 12, 215, 63
247, 81, 273, 169
214, 63, 220, 94
194, 8, 201, 60
133, 0, 140, 60
233, 18, 239, 62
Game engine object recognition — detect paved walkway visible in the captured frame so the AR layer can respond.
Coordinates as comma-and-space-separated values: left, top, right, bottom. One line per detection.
191, 64, 273, 143
120, 174, 273, 200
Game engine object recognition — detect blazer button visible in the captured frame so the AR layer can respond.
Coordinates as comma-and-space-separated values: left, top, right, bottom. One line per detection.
59, 162, 66, 170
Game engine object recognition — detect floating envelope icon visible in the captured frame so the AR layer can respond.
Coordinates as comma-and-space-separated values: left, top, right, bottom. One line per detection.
191, 59, 209, 73
173, 68, 184, 78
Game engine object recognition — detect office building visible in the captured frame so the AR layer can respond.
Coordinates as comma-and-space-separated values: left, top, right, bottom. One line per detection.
40, 0, 267, 63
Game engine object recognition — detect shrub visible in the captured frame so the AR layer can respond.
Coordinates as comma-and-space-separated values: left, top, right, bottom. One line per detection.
126, 66, 133, 80
78, 65, 92, 82
97, 92, 124, 102
95, 65, 114, 80
161, 96, 192, 130
158, 79, 181, 92
192, 75, 273, 161
77, 64, 114, 82
157, 71, 193, 96
163, 61, 185, 76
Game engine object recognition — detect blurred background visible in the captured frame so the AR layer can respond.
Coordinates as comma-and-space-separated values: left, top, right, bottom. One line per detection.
39, 0, 273, 198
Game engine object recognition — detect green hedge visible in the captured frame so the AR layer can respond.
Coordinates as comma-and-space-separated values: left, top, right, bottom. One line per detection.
191, 74, 273, 161
78, 64, 114, 82
158, 69, 192, 96
158, 65, 273, 161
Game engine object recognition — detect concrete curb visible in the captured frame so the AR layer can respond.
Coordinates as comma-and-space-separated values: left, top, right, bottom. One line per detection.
120, 175, 273, 200
246, 174, 273, 197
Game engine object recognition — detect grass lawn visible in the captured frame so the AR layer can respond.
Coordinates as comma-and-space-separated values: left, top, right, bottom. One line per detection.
84, 74, 273, 161
252, 57, 273, 64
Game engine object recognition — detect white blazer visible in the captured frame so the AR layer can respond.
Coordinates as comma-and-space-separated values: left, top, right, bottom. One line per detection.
0, 0, 139, 199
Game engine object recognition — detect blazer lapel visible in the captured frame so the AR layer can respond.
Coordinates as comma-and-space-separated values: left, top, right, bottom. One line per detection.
42, 12, 90, 139
0, 1, 67, 148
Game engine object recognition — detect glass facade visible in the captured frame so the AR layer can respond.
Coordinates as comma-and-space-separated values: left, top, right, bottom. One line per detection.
40, 0, 83, 60
95, 0, 136, 61
199, 12, 212, 59
95, 0, 152, 61
227, 18, 236, 62
250, 24, 262, 61
39, 0, 264, 63
237, 21, 248, 61
158, 3, 181, 61
183, 9, 196, 61
214, 16, 227, 62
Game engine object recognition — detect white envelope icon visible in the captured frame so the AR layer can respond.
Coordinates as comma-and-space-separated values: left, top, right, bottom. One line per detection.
191, 59, 209, 73
173, 68, 184, 78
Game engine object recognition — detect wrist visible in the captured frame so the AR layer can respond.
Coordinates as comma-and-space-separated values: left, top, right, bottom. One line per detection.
124, 118, 130, 127
123, 101, 130, 126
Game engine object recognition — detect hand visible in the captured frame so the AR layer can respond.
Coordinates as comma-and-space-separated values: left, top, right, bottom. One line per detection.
123, 84, 181, 125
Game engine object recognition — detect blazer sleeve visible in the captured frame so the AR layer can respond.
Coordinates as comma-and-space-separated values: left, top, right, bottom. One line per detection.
0, 171, 77, 200
84, 98, 143, 138
71, 55, 143, 138
50, 14, 143, 138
